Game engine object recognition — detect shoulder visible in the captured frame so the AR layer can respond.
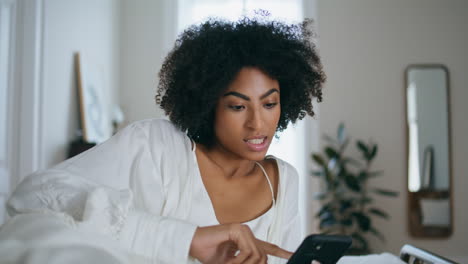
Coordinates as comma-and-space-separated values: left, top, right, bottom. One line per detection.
265, 156, 298, 181
265, 155, 299, 193
128, 118, 181, 134
123, 118, 187, 142
116, 118, 191, 158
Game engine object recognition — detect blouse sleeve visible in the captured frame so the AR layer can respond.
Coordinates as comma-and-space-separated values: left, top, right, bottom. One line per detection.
6, 120, 198, 263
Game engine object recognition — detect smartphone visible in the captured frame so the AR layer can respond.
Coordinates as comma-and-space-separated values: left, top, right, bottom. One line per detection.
286, 234, 352, 264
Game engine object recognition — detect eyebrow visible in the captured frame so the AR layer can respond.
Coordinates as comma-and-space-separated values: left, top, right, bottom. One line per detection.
223, 88, 279, 101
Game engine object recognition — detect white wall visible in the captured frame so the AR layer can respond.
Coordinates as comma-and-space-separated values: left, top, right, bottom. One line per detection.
40, 0, 120, 168
315, 0, 468, 261
119, 0, 176, 124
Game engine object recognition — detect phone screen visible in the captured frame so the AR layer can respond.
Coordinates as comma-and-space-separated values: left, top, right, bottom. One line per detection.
287, 234, 352, 264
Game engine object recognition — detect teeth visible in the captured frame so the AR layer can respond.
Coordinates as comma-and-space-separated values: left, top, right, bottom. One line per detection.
247, 138, 265, 144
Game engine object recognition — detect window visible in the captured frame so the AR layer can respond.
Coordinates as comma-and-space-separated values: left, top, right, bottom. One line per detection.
177, 0, 303, 34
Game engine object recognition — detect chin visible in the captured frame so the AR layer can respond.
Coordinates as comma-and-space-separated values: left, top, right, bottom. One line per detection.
244, 150, 268, 161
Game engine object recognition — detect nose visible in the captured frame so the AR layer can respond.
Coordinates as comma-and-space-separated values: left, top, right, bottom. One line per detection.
246, 108, 263, 130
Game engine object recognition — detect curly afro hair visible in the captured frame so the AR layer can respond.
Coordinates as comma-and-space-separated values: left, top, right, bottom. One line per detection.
156, 16, 326, 147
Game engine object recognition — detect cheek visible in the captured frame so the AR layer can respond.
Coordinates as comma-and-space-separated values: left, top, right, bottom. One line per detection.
214, 109, 242, 137
271, 106, 281, 126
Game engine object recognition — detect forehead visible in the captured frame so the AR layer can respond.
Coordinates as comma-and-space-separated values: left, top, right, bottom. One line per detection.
225, 67, 279, 93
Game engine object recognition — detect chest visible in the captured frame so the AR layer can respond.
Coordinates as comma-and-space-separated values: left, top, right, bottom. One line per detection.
198, 162, 278, 224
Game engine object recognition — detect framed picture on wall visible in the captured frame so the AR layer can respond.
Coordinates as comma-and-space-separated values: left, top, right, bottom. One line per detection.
75, 52, 112, 144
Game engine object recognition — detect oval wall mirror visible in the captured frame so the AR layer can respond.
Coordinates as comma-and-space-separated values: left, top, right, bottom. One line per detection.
405, 64, 452, 238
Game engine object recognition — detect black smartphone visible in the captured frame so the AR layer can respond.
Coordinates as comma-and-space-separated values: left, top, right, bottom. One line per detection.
287, 234, 352, 264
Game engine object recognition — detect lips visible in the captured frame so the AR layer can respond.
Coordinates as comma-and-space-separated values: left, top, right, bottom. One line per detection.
244, 136, 268, 152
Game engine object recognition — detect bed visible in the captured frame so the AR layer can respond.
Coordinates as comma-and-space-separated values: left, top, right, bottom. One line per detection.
0, 212, 459, 264
399, 244, 458, 264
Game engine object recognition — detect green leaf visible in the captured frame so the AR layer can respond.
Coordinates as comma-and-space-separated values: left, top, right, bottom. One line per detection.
342, 157, 362, 168
312, 154, 326, 166
320, 229, 335, 235
313, 192, 328, 200
356, 140, 369, 155
341, 218, 353, 226
368, 208, 389, 219
320, 215, 338, 229
360, 197, 373, 205
339, 200, 353, 213
337, 123, 346, 145
339, 137, 350, 152
369, 227, 386, 242
373, 188, 399, 197
316, 203, 333, 218
336, 166, 347, 179
357, 171, 368, 181
345, 174, 361, 192
325, 147, 339, 159
352, 212, 371, 231
324, 169, 334, 188
370, 145, 378, 160
319, 211, 334, 220
315, 209, 325, 218
311, 170, 323, 177
351, 232, 369, 252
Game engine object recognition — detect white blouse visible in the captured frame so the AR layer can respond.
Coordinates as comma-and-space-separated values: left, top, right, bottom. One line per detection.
189, 147, 277, 239
5, 119, 302, 264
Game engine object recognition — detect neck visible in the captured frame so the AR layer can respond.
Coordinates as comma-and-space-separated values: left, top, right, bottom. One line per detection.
197, 143, 258, 179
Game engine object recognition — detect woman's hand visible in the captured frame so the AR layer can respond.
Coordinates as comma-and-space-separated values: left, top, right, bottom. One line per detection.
189, 224, 292, 263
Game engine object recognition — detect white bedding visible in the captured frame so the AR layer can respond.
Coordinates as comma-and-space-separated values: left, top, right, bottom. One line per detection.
338, 253, 405, 264
0, 212, 405, 264
0, 212, 146, 264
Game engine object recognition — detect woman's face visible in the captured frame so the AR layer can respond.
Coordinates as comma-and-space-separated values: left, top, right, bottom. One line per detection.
213, 67, 281, 161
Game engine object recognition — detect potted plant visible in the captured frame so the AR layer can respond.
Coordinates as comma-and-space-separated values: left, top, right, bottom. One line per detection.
311, 123, 398, 254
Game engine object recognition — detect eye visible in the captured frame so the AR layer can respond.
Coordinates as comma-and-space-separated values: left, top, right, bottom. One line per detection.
264, 102, 278, 109
228, 105, 245, 111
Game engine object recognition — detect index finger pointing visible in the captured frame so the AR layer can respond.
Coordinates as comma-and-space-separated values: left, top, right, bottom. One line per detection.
256, 240, 293, 260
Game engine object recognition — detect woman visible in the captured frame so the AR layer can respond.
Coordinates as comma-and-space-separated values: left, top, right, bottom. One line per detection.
5, 16, 325, 263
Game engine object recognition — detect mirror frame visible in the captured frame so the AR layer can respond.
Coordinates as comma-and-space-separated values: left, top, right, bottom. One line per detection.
404, 64, 453, 238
